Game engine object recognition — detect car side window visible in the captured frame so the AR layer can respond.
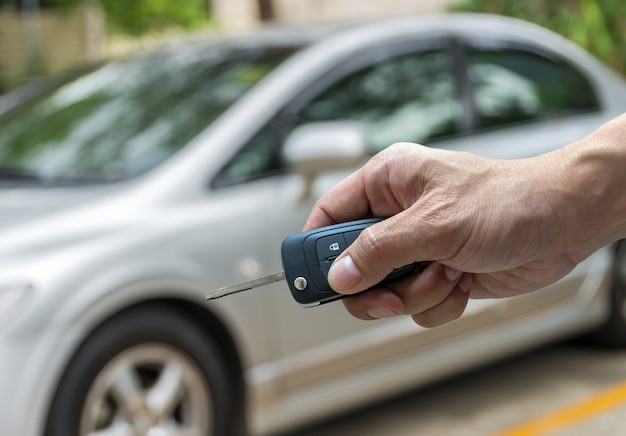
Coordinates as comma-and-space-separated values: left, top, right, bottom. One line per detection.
467, 46, 600, 130
295, 48, 458, 152
213, 47, 458, 188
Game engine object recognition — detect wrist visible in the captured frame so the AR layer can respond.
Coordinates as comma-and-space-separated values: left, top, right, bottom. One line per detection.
549, 118, 626, 260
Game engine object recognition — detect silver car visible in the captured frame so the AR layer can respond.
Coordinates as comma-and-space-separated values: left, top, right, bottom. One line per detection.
1, 13, 626, 436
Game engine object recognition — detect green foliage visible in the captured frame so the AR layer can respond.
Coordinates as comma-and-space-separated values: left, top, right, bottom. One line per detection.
50, 0, 210, 35
451, 0, 626, 75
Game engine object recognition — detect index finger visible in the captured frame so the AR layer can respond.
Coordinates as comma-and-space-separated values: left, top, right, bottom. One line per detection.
303, 169, 373, 231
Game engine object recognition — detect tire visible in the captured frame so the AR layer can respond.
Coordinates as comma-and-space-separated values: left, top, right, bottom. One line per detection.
44, 303, 242, 436
584, 241, 626, 347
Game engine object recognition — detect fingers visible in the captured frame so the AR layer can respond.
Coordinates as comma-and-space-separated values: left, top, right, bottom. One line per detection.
342, 262, 473, 327
303, 143, 476, 327
308, 144, 470, 295
411, 279, 471, 328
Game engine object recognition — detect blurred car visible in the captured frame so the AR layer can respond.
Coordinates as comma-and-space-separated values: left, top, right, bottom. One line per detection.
1, 13, 626, 436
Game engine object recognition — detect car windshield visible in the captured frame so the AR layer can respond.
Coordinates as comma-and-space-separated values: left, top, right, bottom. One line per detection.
0, 42, 297, 186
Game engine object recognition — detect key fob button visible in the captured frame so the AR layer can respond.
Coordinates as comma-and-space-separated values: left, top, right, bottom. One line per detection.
319, 260, 332, 280
316, 234, 347, 261
317, 261, 334, 292
344, 230, 361, 246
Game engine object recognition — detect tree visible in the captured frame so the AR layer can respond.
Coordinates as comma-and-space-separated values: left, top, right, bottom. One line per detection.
50, 0, 210, 35
451, 0, 626, 76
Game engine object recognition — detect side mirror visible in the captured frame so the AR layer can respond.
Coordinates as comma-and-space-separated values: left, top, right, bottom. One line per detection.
282, 122, 368, 176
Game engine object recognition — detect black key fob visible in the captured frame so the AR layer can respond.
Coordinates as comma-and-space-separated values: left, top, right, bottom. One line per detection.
281, 217, 415, 307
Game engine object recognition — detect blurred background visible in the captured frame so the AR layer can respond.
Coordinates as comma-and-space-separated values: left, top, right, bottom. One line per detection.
1, 0, 625, 94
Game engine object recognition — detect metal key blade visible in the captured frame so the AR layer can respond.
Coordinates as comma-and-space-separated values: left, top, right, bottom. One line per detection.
205, 271, 286, 300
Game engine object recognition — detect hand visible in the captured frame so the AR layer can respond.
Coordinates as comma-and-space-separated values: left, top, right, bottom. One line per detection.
304, 115, 626, 327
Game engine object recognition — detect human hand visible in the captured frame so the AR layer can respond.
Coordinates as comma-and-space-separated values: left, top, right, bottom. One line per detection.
304, 130, 625, 327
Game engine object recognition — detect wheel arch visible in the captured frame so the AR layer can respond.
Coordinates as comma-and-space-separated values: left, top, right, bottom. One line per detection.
44, 296, 248, 435
581, 240, 626, 347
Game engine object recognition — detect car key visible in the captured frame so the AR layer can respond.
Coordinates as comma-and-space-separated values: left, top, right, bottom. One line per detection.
205, 217, 416, 307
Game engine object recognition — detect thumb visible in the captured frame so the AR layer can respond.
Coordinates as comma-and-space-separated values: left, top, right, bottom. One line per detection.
328, 214, 428, 294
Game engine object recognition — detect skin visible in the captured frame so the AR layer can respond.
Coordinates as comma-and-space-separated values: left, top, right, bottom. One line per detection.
303, 113, 626, 327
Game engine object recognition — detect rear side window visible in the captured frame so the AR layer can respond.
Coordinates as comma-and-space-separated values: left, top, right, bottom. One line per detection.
296, 48, 458, 152
468, 47, 599, 130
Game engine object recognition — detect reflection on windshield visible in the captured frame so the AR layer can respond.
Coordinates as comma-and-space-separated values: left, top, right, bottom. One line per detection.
0, 43, 296, 185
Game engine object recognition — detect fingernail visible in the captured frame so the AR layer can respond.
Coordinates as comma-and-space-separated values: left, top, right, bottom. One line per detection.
457, 273, 472, 294
328, 255, 362, 291
444, 265, 462, 282
368, 306, 400, 319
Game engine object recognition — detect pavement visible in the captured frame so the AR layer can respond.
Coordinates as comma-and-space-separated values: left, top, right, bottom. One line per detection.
291, 341, 626, 436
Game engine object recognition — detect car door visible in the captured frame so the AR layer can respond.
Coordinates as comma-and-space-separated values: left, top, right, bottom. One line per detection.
213, 38, 515, 392
439, 38, 610, 318
214, 33, 609, 396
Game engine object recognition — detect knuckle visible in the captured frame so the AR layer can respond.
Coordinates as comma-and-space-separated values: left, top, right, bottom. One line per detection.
369, 142, 414, 170
388, 141, 417, 152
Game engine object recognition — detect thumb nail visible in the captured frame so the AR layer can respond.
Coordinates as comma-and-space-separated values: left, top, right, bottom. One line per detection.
328, 255, 362, 291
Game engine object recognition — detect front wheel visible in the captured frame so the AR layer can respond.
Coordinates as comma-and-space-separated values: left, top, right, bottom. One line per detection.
584, 241, 626, 347
45, 303, 242, 435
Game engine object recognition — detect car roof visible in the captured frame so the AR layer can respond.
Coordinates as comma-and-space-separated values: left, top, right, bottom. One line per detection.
137, 12, 565, 57
148, 13, 601, 79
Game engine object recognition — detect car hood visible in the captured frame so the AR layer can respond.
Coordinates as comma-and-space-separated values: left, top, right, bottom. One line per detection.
0, 185, 119, 229
0, 184, 138, 262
